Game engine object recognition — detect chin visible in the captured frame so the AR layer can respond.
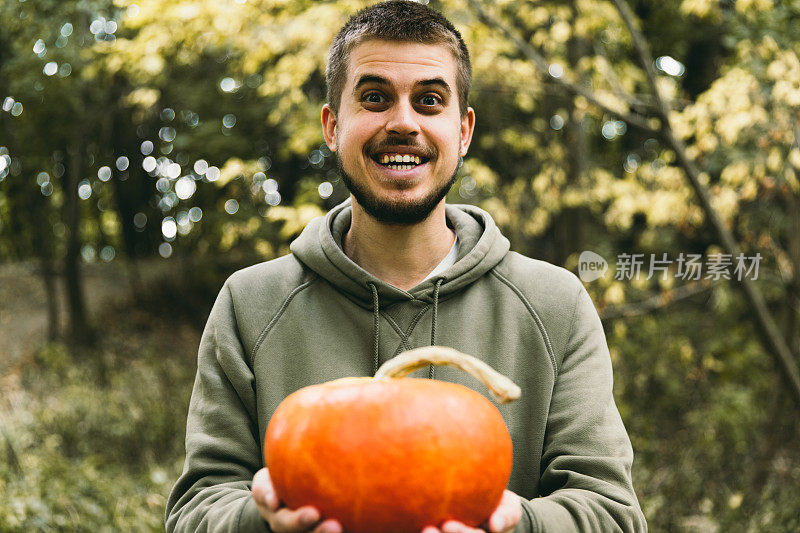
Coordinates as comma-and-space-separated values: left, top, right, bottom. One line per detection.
338, 153, 458, 225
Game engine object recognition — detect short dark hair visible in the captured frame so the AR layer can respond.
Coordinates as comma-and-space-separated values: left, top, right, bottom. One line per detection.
326, 0, 472, 117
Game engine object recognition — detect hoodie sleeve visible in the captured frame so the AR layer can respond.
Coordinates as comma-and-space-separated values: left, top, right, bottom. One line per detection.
518, 284, 647, 532
165, 281, 270, 533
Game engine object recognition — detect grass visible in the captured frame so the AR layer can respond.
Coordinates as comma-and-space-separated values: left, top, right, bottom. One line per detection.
0, 298, 201, 532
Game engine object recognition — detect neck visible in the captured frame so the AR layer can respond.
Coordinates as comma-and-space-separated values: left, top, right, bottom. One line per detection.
343, 197, 456, 291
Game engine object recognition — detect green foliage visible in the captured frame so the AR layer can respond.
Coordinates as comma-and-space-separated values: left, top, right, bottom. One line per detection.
611, 295, 800, 532
0, 315, 199, 531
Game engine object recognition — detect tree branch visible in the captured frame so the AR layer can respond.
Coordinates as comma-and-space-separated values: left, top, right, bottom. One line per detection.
609, 0, 800, 405
467, 0, 656, 133
599, 280, 714, 321
592, 44, 652, 111
609, 0, 673, 123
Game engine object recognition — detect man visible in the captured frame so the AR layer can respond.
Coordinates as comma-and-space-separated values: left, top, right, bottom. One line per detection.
166, 1, 647, 532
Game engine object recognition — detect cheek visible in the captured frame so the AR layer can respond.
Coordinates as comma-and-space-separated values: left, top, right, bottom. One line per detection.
338, 121, 375, 154
428, 118, 464, 152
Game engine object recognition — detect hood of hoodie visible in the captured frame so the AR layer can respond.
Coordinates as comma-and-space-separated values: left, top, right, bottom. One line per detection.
290, 199, 510, 308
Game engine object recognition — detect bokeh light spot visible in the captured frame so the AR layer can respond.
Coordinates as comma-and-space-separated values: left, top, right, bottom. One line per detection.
175, 176, 196, 200
194, 159, 208, 175
220, 78, 236, 93
167, 162, 181, 179
224, 199, 239, 214
81, 245, 96, 262
161, 217, 177, 240
133, 212, 147, 228
263, 178, 278, 194
142, 156, 157, 172
548, 63, 564, 79
98, 166, 112, 181
318, 181, 333, 199
158, 242, 172, 258
100, 246, 115, 262
78, 179, 92, 199
159, 127, 176, 142
655, 56, 685, 77
266, 191, 281, 206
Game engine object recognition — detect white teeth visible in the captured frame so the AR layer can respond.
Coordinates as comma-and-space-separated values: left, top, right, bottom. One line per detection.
379, 154, 423, 165
378, 154, 426, 170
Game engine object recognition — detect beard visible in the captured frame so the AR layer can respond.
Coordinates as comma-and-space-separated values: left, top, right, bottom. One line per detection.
335, 151, 460, 226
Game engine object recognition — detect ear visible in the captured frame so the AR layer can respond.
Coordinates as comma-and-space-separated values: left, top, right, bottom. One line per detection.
321, 104, 337, 152
459, 107, 476, 157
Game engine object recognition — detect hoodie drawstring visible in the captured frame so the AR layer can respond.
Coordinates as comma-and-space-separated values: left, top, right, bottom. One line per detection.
428, 278, 443, 379
369, 278, 444, 379
369, 282, 380, 376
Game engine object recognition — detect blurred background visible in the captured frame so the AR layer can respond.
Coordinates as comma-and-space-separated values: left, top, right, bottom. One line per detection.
2, 0, 800, 530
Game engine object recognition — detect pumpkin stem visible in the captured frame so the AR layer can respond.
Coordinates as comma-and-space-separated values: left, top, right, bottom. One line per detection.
373, 346, 521, 404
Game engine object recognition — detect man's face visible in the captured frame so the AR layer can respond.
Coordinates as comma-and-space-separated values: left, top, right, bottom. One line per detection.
322, 39, 475, 224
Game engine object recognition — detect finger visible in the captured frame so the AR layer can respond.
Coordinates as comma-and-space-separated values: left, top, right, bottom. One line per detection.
421, 527, 441, 533
441, 520, 482, 533
488, 491, 522, 533
488, 514, 507, 533
312, 518, 344, 533
251, 468, 279, 511
272, 505, 321, 531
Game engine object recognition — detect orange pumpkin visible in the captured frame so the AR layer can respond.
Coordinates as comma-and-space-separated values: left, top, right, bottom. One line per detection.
265, 346, 521, 533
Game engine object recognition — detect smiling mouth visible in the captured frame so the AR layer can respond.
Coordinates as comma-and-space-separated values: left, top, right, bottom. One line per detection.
371, 153, 430, 171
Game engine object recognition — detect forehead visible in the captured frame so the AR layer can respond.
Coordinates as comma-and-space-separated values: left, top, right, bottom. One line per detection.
346, 39, 458, 87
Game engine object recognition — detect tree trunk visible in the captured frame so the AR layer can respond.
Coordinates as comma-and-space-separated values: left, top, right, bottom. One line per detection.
38, 254, 60, 341
108, 76, 146, 294
63, 139, 93, 345
558, 4, 590, 263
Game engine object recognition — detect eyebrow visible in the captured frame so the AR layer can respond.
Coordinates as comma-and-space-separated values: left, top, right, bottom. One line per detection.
353, 75, 452, 97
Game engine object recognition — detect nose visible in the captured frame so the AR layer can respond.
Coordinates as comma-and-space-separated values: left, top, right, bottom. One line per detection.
384, 100, 420, 137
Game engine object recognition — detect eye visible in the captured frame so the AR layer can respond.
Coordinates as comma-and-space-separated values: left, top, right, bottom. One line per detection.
419, 94, 442, 106
362, 92, 386, 104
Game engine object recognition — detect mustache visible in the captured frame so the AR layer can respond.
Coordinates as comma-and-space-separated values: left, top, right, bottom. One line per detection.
365, 136, 437, 159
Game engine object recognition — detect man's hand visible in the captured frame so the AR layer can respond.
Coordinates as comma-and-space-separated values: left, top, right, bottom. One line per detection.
421, 490, 523, 533
251, 467, 342, 533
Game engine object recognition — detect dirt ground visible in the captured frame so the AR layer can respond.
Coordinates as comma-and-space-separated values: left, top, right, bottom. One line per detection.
0, 258, 174, 375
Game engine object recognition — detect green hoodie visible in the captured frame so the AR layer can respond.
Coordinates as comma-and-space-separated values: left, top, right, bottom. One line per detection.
166, 200, 647, 532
